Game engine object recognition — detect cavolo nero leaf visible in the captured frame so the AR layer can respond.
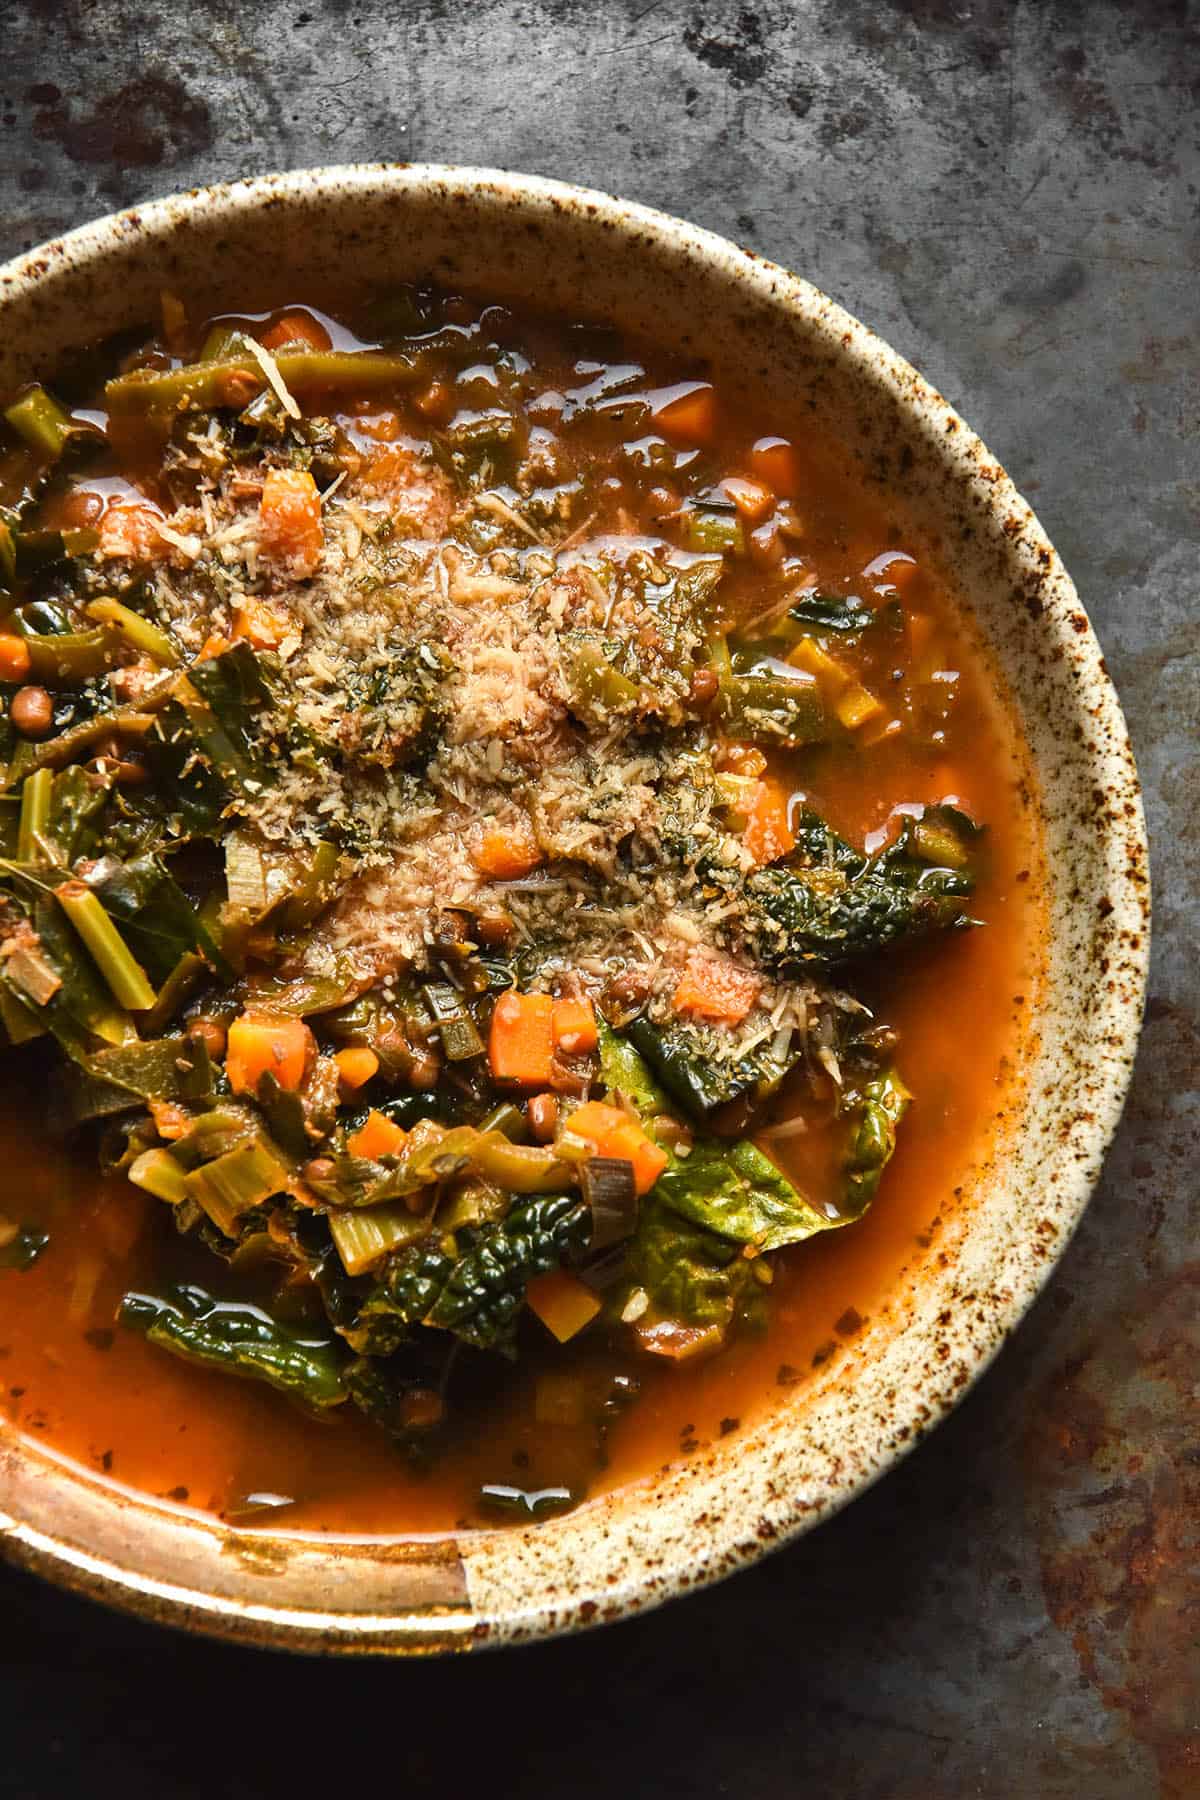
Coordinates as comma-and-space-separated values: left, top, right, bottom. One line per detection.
120, 1283, 347, 1409
598, 1027, 821, 1328
742, 805, 980, 970
841, 1066, 911, 1218
626, 1013, 801, 1121
354, 1193, 592, 1357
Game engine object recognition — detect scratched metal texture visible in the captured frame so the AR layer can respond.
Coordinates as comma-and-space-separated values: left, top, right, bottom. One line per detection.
0, 2, 1194, 1795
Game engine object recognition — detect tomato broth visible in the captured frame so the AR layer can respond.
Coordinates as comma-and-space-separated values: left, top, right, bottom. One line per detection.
0, 291, 1043, 1534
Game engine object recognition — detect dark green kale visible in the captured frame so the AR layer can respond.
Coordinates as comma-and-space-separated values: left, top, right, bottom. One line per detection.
600, 1026, 909, 1337
739, 804, 980, 970
654, 1137, 837, 1252
0, 889, 123, 1061
119, 1283, 347, 1409
45, 765, 109, 866
355, 1193, 591, 1357
786, 593, 875, 634
89, 852, 229, 984
625, 1013, 801, 1121
143, 642, 280, 831
624, 1194, 758, 1333
343, 640, 451, 769
840, 1066, 911, 1218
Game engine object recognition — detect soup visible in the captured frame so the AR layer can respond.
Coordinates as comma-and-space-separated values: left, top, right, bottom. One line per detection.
0, 291, 1042, 1533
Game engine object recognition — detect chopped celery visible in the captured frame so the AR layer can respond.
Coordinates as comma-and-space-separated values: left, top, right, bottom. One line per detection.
16, 767, 52, 862
681, 506, 745, 556
329, 1202, 431, 1276
183, 1136, 292, 1237
718, 670, 826, 748
54, 880, 157, 1012
5, 385, 77, 460
423, 981, 484, 1061
85, 598, 180, 667
23, 627, 119, 682
105, 349, 424, 417
128, 1147, 190, 1205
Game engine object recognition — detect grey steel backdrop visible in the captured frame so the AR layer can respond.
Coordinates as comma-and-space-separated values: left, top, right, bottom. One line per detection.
0, 3, 1195, 1796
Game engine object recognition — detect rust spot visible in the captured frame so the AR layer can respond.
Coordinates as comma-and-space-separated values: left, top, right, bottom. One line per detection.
1026, 1268, 1200, 1797
30, 74, 213, 169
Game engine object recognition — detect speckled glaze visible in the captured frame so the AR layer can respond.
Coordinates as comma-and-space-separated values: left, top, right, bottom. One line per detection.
0, 167, 1149, 1654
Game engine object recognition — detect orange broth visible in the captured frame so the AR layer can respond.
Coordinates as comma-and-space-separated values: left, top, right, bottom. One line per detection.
0, 297, 1043, 1535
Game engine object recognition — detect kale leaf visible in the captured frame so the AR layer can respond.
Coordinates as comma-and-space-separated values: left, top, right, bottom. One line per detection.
356, 1193, 592, 1356
741, 805, 979, 970
786, 592, 875, 634
625, 1013, 801, 1121
655, 1137, 836, 1252
841, 1066, 912, 1218
90, 852, 229, 983
119, 1283, 347, 1409
625, 1194, 756, 1332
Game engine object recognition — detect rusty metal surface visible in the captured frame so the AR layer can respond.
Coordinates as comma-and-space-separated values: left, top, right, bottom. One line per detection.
0, 1, 1194, 1794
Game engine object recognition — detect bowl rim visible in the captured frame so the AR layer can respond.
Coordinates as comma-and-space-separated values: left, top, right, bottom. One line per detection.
0, 163, 1150, 1653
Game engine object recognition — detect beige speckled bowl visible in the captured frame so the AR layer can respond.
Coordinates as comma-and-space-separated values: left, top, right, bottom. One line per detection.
0, 167, 1148, 1652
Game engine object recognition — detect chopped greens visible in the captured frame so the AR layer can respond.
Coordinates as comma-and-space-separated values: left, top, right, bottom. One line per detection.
0, 288, 995, 1525
119, 1284, 347, 1408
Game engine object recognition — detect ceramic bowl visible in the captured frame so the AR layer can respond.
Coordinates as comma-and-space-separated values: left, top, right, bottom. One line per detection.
0, 166, 1148, 1652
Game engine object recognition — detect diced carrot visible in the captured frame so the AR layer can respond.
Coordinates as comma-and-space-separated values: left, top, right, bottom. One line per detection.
749, 436, 801, 498
651, 382, 716, 447
197, 633, 232, 660
335, 1046, 379, 1091
488, 991, 555, 1085
673, 953, 762, 1024
225, 1010, 314, 1096
835, 683, 886, 730
788, 635, 849, 692
742, 778, 796, 868
0, 635, 31, 682
347, 1109, 408, 1160
721, 475, 775, 523
232, 598, 291, 650
259, 467, 323, 579
473, 815, 543, 880
551, 997, 598, 1056
525, 1269, 602, 1343
567, 1101, 668, 1197
259, 310, 332, 353
98, 502, 166, 562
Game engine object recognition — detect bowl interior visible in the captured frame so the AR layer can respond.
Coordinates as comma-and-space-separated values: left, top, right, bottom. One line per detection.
0, 167, 1148, 1651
